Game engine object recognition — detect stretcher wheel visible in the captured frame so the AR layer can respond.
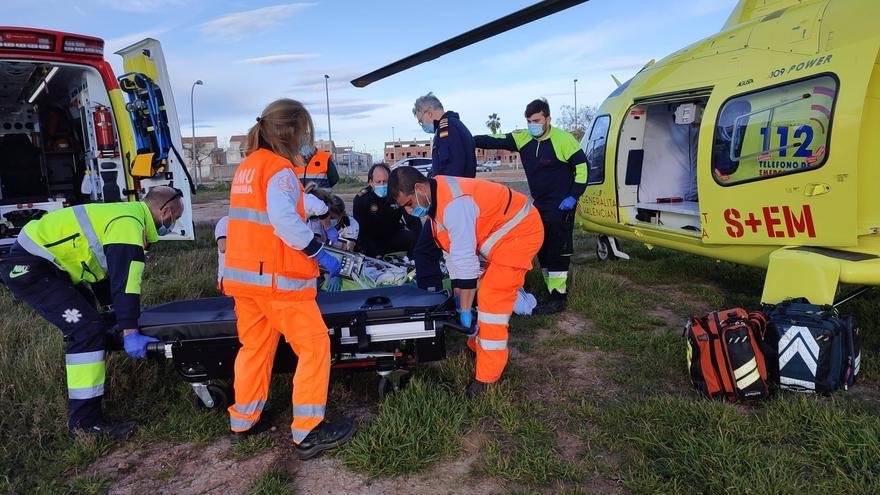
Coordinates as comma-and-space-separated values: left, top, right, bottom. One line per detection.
194, 384, 230, 412
596, 235, 616, 262
377, 373, 411, 399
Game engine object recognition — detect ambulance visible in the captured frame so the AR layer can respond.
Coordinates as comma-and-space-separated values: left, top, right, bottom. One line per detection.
0, 27, 194, 252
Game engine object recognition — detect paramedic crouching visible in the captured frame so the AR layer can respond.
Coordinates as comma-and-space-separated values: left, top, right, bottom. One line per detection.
224, 99, 354, 460
388, 167, 543, 397
354, 163, 421, 258
0, 186, 184, 440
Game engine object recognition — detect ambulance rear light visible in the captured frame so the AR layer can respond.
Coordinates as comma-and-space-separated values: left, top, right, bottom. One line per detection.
62, 37, 103, 56
0, 30, 54, 51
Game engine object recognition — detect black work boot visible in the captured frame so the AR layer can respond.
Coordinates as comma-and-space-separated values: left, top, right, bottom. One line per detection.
465, 380, 491, 398
230, 414, 273, 444
69, 421, 137, 442
533, 292, 566, 315
295, 419, 356, 460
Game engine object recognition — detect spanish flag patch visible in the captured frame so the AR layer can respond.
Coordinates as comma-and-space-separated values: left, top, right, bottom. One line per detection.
439, 131, 449, 138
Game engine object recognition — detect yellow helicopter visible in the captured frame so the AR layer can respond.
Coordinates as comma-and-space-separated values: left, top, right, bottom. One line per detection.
352, 0, 880, 307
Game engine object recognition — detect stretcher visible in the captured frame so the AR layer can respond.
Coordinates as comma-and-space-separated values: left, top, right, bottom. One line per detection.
136, 286, 462, 410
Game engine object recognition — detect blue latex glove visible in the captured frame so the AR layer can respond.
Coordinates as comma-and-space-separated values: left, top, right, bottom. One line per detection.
459, 308, 473, 329
559, 196, 577, 211
325, 276, 342, 292
325, 226, 339, 243
123, 331, 159, 359
315, 249, 341, 278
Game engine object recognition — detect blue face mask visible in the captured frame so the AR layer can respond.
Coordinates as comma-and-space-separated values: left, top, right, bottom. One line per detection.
328, 218, 338, 228
528, 123, 545, 137
421, 122, 435, 134
410, 189, 430, 218
300, 145, 316, 155
374, 184, 388, 198
157, 210, 174, 236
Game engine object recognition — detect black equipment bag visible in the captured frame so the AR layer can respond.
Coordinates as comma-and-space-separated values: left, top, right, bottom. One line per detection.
764, 301, 860, 394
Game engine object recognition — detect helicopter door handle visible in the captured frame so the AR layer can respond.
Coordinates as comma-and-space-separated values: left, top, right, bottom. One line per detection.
804, 183, 831, 196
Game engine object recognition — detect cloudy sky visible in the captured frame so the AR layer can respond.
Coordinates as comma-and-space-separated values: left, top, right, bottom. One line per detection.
7, 0, 738, 159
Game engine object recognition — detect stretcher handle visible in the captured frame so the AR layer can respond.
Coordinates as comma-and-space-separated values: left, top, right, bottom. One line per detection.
437, 320, 473, 336
146, 341, 166, 357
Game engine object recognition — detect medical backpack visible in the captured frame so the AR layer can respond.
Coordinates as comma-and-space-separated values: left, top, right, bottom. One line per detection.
685, 308, 770, 402
764, 301, 860, 395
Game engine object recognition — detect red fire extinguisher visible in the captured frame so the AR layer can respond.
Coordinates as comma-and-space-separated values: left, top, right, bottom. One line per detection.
93, 105, 117, 157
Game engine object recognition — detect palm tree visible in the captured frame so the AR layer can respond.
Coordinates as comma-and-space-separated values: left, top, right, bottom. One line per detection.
486, 113, 501, 134
485, 113, 502, 165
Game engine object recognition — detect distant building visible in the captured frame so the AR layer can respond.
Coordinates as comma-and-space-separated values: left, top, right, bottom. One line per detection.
182, 136, 223, 183
383, 138, 520, 166
336, 146, 373, 174
226, 134, 247, 164
316, 139, 337, 155
477, 148, 520, 166
383, 139, 430, 163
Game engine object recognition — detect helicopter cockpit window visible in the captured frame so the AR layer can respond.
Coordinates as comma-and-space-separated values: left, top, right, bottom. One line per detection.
712, 74, 837, 186
584, 114, 611, 185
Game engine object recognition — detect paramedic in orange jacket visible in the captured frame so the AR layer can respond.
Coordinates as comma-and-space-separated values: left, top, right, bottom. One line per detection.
223, 99, 355, 460
388, 166, 543, 396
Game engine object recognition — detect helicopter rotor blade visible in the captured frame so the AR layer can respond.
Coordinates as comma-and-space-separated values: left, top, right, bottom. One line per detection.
350, 0, 590, 88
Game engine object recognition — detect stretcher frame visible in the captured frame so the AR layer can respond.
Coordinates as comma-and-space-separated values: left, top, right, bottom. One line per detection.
135, 287, 464, 409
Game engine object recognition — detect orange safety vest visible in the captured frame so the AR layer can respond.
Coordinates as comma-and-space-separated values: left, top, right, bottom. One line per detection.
293, 150, 330, 185
223, 148, 319, 299
431, 175, 537, 269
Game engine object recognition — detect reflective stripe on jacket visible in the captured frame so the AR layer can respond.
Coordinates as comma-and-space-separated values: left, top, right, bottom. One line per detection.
431, 175, 537, 269
18, 202, 157, 284
224, 149, 319, 299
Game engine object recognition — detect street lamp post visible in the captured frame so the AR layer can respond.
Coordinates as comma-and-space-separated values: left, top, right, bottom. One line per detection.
324, 74, 334, 163
190, 79, 204, 186
573, 78, 578, 135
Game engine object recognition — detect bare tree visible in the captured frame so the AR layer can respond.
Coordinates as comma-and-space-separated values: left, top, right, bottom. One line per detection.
555, 104, 597, 141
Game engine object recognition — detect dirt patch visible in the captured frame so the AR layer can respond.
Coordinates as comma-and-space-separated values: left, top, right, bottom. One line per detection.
85, 437, 282, 495
192, 198, 229, 226
554, 313, 592, 336
288, 432, 506, 495
554, 429, 584, 462
516, 313, 622, 401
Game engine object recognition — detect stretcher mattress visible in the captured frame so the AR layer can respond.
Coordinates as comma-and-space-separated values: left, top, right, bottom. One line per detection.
139, 286, 451, 343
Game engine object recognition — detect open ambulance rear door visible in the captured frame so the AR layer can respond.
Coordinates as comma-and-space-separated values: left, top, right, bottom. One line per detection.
115, 38, 194, 240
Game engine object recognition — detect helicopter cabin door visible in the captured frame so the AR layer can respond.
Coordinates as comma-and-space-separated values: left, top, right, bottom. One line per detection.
700, 62, 863, 247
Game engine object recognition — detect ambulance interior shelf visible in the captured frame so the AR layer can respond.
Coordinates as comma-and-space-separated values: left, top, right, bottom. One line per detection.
0, 61, 125, 248
618, 99, 707, 233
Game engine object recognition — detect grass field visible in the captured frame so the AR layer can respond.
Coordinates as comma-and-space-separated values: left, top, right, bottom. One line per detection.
1, 225, 879, 494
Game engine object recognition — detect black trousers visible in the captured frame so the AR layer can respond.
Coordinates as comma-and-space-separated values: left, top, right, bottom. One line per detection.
536, 209, 574, 297
0, 253, 107, 429
414, 220, 444, 291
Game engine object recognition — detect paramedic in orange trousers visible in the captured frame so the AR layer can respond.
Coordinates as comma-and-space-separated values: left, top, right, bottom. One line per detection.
388, 166, 544, 396
223, 98, 355, 460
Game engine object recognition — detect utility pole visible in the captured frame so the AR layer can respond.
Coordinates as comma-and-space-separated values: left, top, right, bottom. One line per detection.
573, 78, 578, 135
190, 79, 203, 186
324, 74, 334, 163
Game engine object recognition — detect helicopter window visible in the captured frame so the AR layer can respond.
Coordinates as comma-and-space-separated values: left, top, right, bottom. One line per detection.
584, 115, 610, 185
712, 74, 837, 185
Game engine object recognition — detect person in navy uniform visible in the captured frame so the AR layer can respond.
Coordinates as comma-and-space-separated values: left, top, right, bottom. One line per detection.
353, 163, 421, 258
411, 93, 477, 290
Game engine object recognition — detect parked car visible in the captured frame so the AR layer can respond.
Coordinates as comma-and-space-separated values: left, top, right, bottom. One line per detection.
390, 157, 432, 176
478, 160, 501, 172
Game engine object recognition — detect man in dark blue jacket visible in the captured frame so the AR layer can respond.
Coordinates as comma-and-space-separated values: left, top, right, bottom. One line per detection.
475, 98, 588, 314
410, 93, 476, 290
